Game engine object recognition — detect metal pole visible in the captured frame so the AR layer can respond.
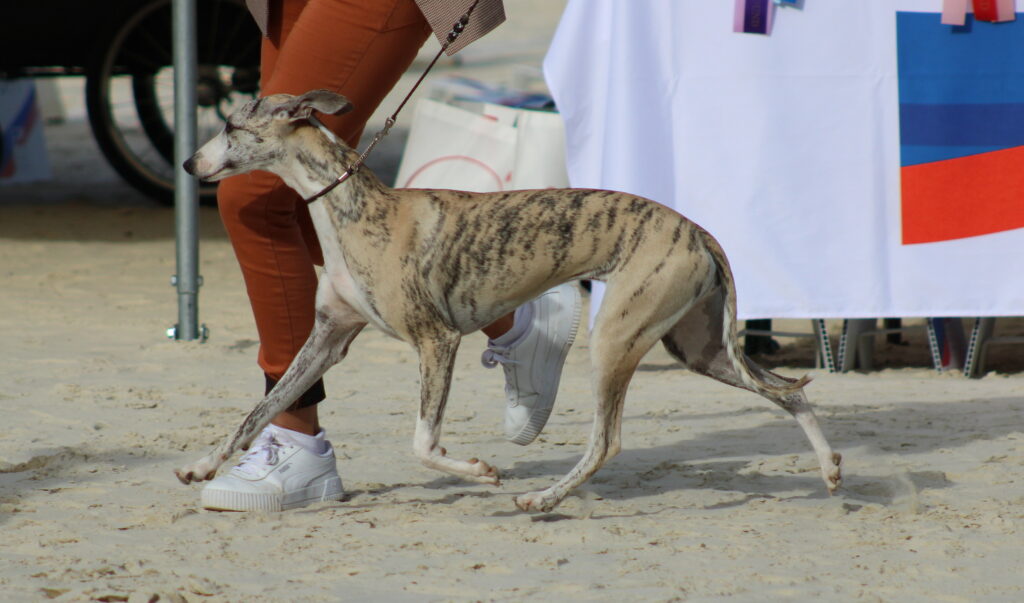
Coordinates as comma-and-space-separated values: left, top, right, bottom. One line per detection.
169, 0, 206, 341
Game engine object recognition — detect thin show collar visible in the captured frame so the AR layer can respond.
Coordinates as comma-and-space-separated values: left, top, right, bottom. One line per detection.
303, 0, 481, 205
303, 115, 362, 204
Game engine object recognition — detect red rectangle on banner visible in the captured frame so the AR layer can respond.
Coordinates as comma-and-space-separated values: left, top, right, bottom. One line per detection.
901, 145, 1024, 244
972, 0, 1015, 22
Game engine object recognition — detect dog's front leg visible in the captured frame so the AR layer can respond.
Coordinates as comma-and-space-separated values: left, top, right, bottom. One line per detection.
412, 332, 500, 485
175, 287, 366, 485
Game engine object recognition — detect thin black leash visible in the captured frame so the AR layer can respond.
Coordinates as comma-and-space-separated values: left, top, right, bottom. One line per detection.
304, 0, 481, 204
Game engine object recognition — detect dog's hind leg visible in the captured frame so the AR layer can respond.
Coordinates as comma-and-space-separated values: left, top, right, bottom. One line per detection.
743, 360, 842, 493
412, 331, 500, 484
513, 365, 630, 512
175, 280, 366, 485
515, 280, 684, 512
660, 289, 842, 493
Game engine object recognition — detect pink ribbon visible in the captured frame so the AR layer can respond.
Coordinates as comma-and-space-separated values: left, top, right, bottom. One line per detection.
942, 0, 969, 24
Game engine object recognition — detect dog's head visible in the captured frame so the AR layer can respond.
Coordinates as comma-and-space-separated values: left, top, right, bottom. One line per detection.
183, 89, 353, 182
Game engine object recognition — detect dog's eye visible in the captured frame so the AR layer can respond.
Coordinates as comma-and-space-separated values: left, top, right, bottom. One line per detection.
224, 122, 235, 134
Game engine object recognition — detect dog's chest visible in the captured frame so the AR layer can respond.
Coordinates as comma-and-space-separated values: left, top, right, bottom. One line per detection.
308, 203, 396, 336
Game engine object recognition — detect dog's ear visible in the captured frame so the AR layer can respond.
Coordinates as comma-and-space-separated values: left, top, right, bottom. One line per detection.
273, 90, 354, 122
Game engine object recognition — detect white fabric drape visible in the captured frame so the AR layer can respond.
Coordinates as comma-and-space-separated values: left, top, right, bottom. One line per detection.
544, 0, 1024, 321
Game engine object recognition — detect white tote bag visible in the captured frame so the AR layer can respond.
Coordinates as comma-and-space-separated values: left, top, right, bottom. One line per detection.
395, 98, 568, 192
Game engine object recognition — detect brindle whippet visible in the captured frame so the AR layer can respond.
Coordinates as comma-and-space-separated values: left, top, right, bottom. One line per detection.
178, 90, 842, 512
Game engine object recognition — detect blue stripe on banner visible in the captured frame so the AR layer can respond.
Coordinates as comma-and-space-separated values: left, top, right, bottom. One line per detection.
901, 103, 1024, 146
897, 12, 1024, 105
897, 12, 1024, 167
900, 144, 1021, 166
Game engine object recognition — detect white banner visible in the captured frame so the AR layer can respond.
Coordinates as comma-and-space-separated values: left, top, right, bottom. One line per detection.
544, 0, 1024, 320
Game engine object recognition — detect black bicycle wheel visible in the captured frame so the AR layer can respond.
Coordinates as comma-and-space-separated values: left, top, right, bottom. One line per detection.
85, 0, 260, 205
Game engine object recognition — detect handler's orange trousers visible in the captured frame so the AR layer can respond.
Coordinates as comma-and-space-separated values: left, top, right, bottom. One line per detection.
217, 0, 431, 406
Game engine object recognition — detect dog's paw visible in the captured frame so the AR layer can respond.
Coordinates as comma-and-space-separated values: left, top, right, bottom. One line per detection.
824, 451, 843, 494
464, 458, 501, 486
174, 458, 218, 485
513, 490, 561, 513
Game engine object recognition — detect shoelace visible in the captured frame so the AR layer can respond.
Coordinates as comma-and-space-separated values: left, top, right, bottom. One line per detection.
480, 344, 518, 369
480, 300, 534, 370
481, 344, 520, 403
234, 433, 285, 476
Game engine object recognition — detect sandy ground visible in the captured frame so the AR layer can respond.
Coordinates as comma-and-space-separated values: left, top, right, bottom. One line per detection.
4, 2, 1024, 601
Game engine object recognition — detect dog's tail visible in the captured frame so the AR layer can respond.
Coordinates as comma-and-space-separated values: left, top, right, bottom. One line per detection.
702, 231, 811, 399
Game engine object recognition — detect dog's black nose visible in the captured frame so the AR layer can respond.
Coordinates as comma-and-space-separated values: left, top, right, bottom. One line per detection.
182, 157, 195, 175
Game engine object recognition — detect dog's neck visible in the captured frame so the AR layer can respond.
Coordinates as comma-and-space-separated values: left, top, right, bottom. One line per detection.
275, 122, 391, 222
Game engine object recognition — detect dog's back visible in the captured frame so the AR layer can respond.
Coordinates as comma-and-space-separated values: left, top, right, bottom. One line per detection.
374, 186, 715, 335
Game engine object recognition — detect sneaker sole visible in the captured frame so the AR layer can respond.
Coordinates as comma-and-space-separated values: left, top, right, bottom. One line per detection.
201, 476, 344, 512
508, 283, 582, 446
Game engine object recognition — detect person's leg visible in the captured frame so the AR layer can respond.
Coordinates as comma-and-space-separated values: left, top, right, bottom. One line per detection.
250, 0, 577, 446
217, 0, 322, 437
218, 0, 431, 436
264, 0, 431, 144
216, 168, 325, 434
204, 0, 431, 511
481, 283, 581, 445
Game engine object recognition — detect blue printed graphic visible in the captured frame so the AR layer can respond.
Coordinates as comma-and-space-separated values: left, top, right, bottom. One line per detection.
896, 12, 1024, 167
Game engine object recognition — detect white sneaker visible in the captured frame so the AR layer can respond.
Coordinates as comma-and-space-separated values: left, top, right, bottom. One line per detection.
201, 426, 344, 512
481, 282, 581, 445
